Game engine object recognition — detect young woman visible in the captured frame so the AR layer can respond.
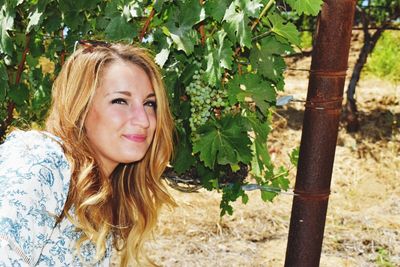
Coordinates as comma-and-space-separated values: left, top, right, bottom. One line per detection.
0, 41, 175, 266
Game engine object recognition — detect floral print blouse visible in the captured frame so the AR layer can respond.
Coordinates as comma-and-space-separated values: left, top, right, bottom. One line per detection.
0, 130, 112, 266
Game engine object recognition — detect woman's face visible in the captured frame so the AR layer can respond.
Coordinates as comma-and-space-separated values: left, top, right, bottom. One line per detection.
84, 60, 157, 175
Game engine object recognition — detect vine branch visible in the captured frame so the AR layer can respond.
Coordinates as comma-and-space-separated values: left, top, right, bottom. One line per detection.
199, 0, 206, 46
139, 8, 156, 42
251, 0, 275, 31
16, 34, 30, 84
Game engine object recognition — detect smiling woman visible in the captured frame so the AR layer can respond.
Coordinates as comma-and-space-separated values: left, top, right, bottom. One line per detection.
0, 42, 175, 266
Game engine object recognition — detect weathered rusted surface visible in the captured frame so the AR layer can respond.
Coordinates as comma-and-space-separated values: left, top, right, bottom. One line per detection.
284, 1, 356, 266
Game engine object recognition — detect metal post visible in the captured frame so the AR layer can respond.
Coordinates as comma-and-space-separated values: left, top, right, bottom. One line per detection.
284, 1, 356, 266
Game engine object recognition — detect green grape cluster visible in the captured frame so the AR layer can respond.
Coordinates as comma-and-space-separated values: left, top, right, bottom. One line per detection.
186, 63, 228, 132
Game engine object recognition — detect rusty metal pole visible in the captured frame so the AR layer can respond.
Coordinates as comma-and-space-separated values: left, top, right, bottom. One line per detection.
284, 1, 356, 266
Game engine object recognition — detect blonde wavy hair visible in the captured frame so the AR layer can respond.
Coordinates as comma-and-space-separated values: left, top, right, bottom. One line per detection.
46, 42, 175, 266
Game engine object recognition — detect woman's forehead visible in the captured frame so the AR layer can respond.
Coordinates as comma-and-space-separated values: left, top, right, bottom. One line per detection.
97, 61, 155, 96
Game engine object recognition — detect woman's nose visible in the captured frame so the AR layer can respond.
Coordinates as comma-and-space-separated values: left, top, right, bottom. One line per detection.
129, 104, 150, 128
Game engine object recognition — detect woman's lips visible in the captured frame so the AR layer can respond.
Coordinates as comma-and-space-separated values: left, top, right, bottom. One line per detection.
123, 134, 147, 142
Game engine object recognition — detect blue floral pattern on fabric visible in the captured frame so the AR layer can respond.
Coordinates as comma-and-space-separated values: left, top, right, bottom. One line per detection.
0, 131, 112, 266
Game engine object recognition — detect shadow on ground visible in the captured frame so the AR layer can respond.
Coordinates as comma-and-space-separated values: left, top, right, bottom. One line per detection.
274, 105, 399, 143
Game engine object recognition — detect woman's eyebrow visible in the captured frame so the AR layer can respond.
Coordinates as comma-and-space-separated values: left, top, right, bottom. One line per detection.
113, 91, 131, 96
105, 90, 132, 97
146, 93, 156, 98
105, 91, 156, 98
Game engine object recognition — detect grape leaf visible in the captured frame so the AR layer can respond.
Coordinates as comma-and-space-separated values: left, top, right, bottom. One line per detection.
177, 0, 204, 27
246, 114, 270, 142
223, 2, 251, 48
153, 0, 165, 12
26, 0, 50, 33
250, 139, 272, 179
123, 2, 143, 19
0, 6, 14, 55
247, 113, 272, 177
221, 183, 245, 216
193, 116, 252, 169
42, 9, 62, 33
9, 83, 29, 106
25, 54, 39, 68
285, 0, 323, 16
261, 190, 276, 202
172, 129, 196, 174
196, 164, 218, 191
105, 16, 139, 41
26, 9, 44, 33
271, 166, 289, 190
204, 30, 234, 86
164, 0, 203, 55
228, 73, 276, 115
29, 37, 45, 58
5, 0, 23, 9
0, 61, 8, 101
63, 11, 85, 30
169, 26, 197, 55
235, 0, 262, 17
289, 147, 299, 167
204, 0, 230, 22
267, 13, 300, 47
80, 0, 103, 10
104, 0, 119, 18
250, 36, 290, 81
155, 48, 170, 68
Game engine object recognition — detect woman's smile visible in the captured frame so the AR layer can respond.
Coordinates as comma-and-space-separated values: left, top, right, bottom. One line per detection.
122, 134, 147, 143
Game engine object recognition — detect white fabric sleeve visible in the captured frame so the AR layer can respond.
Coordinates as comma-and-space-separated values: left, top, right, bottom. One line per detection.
0, 131, 71, 266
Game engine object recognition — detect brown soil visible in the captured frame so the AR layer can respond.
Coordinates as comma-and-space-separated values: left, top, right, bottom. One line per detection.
145, 35, 400, 267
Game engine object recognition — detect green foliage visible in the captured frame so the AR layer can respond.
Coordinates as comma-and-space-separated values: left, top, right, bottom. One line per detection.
0, 0, 321, 216
364, 31, 400, 83
285, 0, 323, 16
289, 147, 299, 167
193, 115, 252, 169
300, 31, 313, 49
356, 0, 400, 26
375, 247, 395, 267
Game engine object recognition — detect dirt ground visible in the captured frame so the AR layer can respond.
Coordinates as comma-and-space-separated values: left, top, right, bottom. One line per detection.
145, 42, 400, 266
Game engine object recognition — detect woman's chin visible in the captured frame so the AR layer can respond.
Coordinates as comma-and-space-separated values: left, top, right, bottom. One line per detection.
118, 154, 146, 164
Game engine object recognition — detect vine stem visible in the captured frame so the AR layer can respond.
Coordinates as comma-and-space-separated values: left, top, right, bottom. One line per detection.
139, 8, 155, 42
252, 30, 272, 42
0, 34, 30, 140
198, 0, 206, 46
16, 34, 30, 84
251, 0, 275, 31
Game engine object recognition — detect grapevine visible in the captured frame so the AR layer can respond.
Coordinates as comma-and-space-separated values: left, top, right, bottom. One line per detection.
0, 0, 323, 216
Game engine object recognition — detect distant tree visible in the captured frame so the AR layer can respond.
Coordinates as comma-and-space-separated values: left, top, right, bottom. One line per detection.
344, 0, 400, 132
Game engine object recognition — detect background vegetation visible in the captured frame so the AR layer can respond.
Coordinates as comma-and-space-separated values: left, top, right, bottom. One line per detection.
364, 31, 400, 83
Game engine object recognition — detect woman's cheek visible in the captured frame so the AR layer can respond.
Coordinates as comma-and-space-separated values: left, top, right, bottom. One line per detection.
107, 107, 129, 125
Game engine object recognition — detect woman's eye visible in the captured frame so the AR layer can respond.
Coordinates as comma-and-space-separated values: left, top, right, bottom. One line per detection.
111, 98, 128, 105
145, 100, 157, 110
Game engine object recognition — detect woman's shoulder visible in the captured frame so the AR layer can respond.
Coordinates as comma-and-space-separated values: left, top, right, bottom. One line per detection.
1, 129, 67, 164
1, 129, 63, 152
0, 130, 71, 213
0, 130, 72, 265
